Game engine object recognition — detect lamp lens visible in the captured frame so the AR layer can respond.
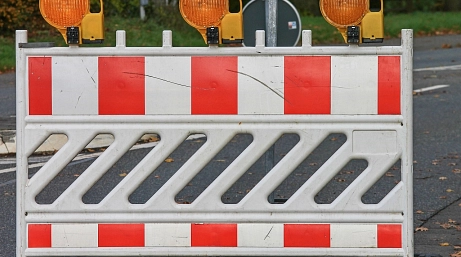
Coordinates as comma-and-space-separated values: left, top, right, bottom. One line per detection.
40, 0, 89, 28
180, 0, 228, 27
320, 0, 368, 27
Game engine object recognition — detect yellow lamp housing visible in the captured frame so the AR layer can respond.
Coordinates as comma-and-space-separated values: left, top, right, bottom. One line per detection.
40, 0, 104, 45
180, 0, 243, 45
320, 0, 383, 44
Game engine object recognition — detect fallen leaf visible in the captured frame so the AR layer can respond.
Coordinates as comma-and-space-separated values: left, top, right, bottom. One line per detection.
439, 177, 448, 180
165, 157, 174, 163
455, 246, 461, 250
416, 210, 424, 214
119, 172, 127, 177
451, 251, 461, 257
432, 160, 441, 165
453, 169, 461, 174
440, 223, 452, 229
440, 196, 447, 199
147, 137, 159, 142
442, 43, 452, 49
448, 163, 457, 166
386, 172, 395, 177
447, 189, 455, 193
440, 242, 450, 246
449, 219, 457, 224
87, 148, 95, 152
415, 227, 428, 232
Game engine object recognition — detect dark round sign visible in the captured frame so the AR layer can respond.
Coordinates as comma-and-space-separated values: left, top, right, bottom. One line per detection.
243, 0, 302, 47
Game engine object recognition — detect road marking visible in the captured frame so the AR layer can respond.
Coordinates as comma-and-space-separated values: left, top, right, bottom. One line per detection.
413, 85, 450, 94
414, 64, 461, 72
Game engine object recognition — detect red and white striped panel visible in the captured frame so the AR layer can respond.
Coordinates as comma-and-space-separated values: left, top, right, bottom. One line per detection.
27, 223, 402, 249
28, 55, 401, 116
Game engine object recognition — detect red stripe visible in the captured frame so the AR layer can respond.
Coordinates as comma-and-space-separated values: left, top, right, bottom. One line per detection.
284, 56, 331, 114
191, 224, 237, 247
378, 56, 401, 114
191, 56, 238, 115
284, 224, 330, 247
28, 224, 51, 248
29, 57, 52, 115
98, 224, 145, 247
98, 57, 145, 115
377, 224, 402, 248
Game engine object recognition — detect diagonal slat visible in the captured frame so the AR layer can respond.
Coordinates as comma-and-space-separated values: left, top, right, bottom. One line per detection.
330, 154, 402, 210
191, 130, 282, 210
25, 130, 97, 210
143, 130, 236, 211
99, 130, 191, 210
52, 131, 143, 210
284, 140, 353, 211
240, 130, 330, 209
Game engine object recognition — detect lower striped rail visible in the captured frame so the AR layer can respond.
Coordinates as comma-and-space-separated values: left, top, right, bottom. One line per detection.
28, 223, 402, 249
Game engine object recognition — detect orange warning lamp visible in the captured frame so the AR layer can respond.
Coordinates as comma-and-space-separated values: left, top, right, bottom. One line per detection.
180, 0, 244, 45
40, 0, 104, 45
320, 0, 384, 44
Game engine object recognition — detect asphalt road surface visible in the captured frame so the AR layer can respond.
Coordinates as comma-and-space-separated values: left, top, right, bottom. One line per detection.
1, 34, 461, 257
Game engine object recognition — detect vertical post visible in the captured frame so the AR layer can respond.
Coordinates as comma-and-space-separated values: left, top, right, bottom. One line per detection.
16, 30, 28, 257
116, 30, 126, 48
401, 29, 414, 257
265, 0, 278, 47
265, 0, 277, 203
140, 0, 148, 21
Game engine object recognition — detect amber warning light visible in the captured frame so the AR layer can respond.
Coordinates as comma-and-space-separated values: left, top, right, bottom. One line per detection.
180, 0, 244, 45
320, 0, 384, 44
40, 0, 104, 45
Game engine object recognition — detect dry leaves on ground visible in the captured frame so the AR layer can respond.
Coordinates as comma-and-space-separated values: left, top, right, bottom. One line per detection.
451, 251, 461, 257
415, 227, 429, 232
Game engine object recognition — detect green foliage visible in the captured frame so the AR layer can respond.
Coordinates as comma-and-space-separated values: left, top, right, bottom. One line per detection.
0, 0, 47, 35
96, 0, 140, 17
145, 4, 190, 31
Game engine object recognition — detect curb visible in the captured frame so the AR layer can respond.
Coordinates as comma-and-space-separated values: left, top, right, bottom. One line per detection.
1, 130, 158, 155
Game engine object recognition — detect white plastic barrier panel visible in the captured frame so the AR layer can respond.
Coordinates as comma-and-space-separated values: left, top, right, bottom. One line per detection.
16, 29, 413, 257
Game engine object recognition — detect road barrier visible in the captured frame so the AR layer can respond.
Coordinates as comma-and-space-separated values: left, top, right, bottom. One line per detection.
16, 29, 413, 256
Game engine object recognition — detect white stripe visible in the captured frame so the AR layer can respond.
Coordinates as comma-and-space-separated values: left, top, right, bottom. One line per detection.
330, 224, 377, 248
145, 223, 191, 247
331, 56, 378, 115
145, 57, 191, 114
52, 224, 98, 248
413, 84, 450, 93
52, 57, 98, 115
414, 64, 461, 72
238, 224, 283, 248
238, 56, 284, 114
